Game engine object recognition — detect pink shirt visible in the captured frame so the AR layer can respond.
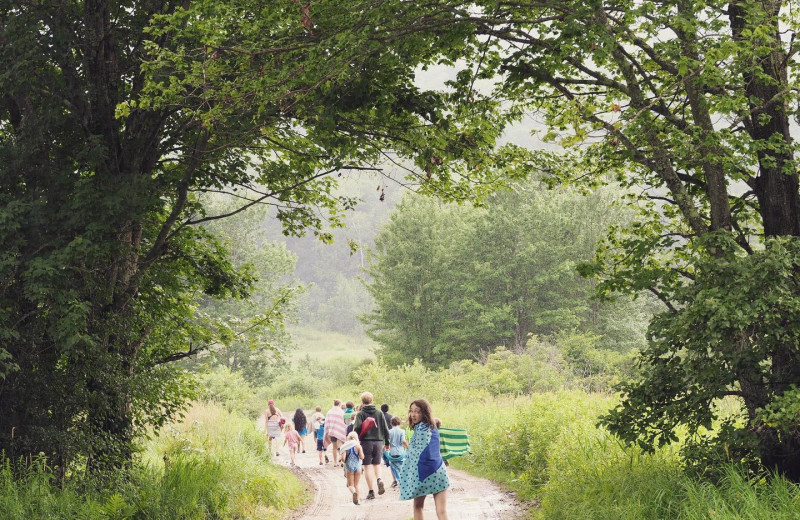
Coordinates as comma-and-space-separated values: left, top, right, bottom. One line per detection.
285, 429, 301, 448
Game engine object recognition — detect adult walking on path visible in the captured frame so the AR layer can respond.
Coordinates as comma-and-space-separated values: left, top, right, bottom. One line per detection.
324, 399, 347, 467
381, 403, 393, 427
352, 391, 391, 500
265, 402, 283, 457
281, 441, 523, 520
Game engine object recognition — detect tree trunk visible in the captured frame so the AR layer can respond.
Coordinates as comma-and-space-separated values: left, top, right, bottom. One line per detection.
730, 0, 800, 479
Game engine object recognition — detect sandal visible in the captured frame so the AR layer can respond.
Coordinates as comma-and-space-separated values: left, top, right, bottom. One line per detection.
352, 491, 359, 505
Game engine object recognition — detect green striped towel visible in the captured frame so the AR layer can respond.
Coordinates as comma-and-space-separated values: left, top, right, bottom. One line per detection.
438, 427, 471, 460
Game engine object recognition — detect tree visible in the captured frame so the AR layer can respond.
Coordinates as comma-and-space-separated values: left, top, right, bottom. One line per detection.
414, 0, 800, 478
0, 0, 510, 475
453, 183, 630, 353
363, 182, 647, 366
363, 196, 471, 366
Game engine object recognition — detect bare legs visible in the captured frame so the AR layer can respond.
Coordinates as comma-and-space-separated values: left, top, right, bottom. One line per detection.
412, 490, 449, 520
330, 439, 341, 465
433, 490, 449, 520
364, 463, 376, 493
267, 437, 279, 456
347, 469, 362, 504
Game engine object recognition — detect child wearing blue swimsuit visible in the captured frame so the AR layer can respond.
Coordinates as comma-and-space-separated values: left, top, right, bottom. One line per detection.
340, 431, 365, 505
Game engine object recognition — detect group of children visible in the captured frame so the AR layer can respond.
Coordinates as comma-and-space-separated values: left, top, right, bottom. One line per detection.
337, 413, 409, 504
266, 398, 451, 520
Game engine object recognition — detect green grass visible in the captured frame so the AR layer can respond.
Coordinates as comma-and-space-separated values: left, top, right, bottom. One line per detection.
288, 326, 377, 362
141, 401, 308, 519
0, 401, 307, 520
425, 391, 800, 520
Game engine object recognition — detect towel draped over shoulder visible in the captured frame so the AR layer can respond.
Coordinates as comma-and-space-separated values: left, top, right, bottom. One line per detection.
324, 407, 347, 446
398, 423, 450, 500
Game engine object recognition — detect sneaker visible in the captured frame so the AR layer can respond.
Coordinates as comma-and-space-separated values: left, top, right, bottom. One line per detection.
391, 481, 398, 488
377, 479, 385, 495
325, 455, 329, 463
353, 491, 359, 505
366, 490, 375, 500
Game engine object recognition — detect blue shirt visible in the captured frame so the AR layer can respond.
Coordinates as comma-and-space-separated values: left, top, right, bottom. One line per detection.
389, 426, 406, 456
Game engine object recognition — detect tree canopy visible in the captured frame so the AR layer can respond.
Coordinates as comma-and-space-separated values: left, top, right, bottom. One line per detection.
413, 0, 800, 479
0, 0, 510, 475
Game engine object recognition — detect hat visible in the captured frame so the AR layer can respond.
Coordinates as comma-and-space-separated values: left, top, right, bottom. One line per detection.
268, 400, 274, 405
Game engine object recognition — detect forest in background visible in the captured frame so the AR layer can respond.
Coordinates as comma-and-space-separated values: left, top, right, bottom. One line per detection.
191, 172, 658, 388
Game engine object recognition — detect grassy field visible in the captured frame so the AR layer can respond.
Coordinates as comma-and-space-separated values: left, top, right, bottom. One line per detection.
287, 326, 377, 362
8, 343, 798, 519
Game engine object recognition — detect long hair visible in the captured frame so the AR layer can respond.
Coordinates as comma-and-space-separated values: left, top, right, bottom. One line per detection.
268, 404, 277, 417
293, 408, 307, 431
407, 399, 436, 429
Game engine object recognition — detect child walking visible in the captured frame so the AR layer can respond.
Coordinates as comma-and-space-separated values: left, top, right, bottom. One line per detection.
386, 415, 409, 487
314, 415, 328, 465
398, 399, 450, 520
283, 422, 301, 467
293, 408, 308, 454
340, 431, 365, 505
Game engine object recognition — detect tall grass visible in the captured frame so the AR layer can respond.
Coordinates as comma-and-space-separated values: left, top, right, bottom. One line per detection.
0, 401, 306, 519
424, 390, 800, 520
140, 401, 307, 519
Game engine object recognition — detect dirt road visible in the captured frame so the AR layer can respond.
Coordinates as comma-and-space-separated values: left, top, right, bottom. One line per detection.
275, 439, 525, 520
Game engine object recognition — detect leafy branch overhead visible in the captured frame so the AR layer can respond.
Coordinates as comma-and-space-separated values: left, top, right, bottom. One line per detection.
0, 0, 511, 475
423, 0, 800, 480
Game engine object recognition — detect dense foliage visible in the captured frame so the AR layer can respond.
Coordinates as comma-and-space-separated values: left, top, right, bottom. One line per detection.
0, 0, 511, 476
387, 0, 800, 478
362, 182, 653, 367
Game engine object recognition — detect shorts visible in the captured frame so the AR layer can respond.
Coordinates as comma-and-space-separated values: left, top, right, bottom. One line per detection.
361, 440, 384, 466
329, 436, 339, 444
317, 439, 325, 451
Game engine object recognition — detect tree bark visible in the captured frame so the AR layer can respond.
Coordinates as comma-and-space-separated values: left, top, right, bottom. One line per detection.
730, 0, 800, 479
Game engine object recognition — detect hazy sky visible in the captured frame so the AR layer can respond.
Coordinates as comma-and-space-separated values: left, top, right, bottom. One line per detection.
413, 63, 555, 151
